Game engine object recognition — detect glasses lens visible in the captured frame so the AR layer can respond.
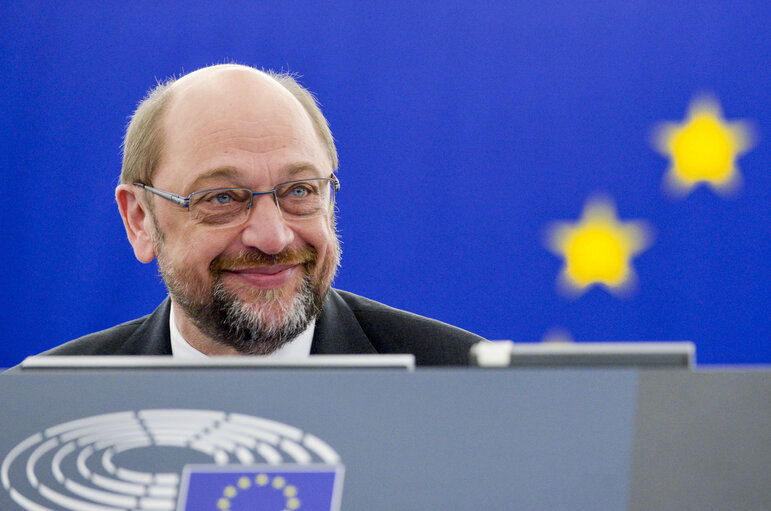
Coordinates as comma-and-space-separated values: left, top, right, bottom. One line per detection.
190, 188, 252, 225
275, 179, 334, 218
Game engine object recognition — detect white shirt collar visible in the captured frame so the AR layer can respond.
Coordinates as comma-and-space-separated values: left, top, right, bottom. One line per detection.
169, 303, 315, 359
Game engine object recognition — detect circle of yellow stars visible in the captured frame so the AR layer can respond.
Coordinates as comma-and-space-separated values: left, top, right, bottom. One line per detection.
546, 196, 652, 297
653, 94, 754, 197
217, 474, 301, 511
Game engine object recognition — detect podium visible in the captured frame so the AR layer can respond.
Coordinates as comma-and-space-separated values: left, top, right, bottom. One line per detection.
2, 365, 769, 510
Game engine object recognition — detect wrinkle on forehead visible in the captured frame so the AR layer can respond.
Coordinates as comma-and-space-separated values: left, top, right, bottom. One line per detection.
157, 65, 331, 192
163, 66, 317, 154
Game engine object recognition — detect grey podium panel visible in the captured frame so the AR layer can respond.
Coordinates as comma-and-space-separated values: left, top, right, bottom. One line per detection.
630, 370, 771, 511
3, 369, 770, 510
1, 369, 639, 510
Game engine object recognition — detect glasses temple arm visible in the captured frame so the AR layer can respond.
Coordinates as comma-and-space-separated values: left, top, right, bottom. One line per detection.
133, 183, 190, 208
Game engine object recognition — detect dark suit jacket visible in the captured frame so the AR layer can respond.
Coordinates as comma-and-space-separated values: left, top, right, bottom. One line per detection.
39, 289, 483, 366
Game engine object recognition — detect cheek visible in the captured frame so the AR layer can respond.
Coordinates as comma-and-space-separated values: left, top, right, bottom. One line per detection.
304, 219, 333, 252
163, 224, 233, 274
310, 223, 340, 280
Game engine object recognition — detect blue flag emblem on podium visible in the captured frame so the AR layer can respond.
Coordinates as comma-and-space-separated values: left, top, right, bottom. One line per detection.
177, 464, 344, 511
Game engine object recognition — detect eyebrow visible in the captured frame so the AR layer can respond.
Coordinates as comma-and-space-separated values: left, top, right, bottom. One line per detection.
284, 164, 323, 178
187, 164, 324, 193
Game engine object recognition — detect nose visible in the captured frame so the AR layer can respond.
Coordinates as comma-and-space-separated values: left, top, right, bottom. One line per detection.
239, 193, 295, 255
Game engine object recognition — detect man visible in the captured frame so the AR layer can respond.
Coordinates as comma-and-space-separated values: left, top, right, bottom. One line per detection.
39, 64, 483, 365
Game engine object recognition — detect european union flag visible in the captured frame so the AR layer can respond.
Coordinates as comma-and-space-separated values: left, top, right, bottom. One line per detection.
177, 464, 344, 511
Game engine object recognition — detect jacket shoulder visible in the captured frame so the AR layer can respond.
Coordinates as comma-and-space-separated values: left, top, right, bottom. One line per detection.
39, 315, 150, 356
35, 299, 172, 357
333, 289, 484, 365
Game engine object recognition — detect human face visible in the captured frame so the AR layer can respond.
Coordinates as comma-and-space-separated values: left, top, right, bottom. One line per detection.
146, 68, 339, 354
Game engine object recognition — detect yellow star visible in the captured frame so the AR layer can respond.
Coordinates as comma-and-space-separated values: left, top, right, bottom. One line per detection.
653, 95, 754, 196
546, 197, 652, 297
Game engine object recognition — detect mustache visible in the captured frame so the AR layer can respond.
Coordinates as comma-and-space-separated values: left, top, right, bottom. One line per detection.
210, 247, 318, 274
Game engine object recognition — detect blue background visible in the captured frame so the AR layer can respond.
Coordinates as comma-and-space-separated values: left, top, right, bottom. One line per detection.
1, 1, 769, 367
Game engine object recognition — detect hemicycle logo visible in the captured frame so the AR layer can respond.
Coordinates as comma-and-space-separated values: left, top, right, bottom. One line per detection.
1, 409, 344, 511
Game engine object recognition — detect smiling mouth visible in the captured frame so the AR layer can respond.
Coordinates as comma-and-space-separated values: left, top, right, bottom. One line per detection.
221, 264, 303, 289
225, 264, 299, 275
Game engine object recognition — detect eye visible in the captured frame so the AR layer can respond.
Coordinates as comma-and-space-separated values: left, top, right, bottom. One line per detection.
211, 192, 235, 205
288, 184, 312, 198
192, 189, 250, 209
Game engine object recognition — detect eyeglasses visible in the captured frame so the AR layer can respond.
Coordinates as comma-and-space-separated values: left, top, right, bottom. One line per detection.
134, 175, 339, 227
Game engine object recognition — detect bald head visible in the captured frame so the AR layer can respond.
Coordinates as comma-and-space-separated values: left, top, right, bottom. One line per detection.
120, 64, 337, 186
166, 65, 298, 118
168, 64, 280, 91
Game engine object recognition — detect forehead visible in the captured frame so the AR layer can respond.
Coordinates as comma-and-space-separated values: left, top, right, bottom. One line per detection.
156, 68, 330, 190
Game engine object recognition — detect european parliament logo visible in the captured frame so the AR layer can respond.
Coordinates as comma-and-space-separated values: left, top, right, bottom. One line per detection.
1, 410, 344, 511
178, 465, 343, 511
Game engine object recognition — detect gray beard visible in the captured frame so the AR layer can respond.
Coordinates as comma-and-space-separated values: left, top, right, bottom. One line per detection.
149, 211, 338, 355
177, 270, 325, 355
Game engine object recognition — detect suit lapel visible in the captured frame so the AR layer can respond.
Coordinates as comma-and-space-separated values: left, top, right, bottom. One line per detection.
311, 289, 377, 355
121, 298, 173, 355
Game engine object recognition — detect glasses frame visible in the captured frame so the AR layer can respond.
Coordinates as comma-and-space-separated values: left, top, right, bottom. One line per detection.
133, 174, 340, 225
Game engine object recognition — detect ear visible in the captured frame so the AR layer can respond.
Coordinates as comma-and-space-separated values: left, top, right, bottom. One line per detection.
116, 184, 156, 263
